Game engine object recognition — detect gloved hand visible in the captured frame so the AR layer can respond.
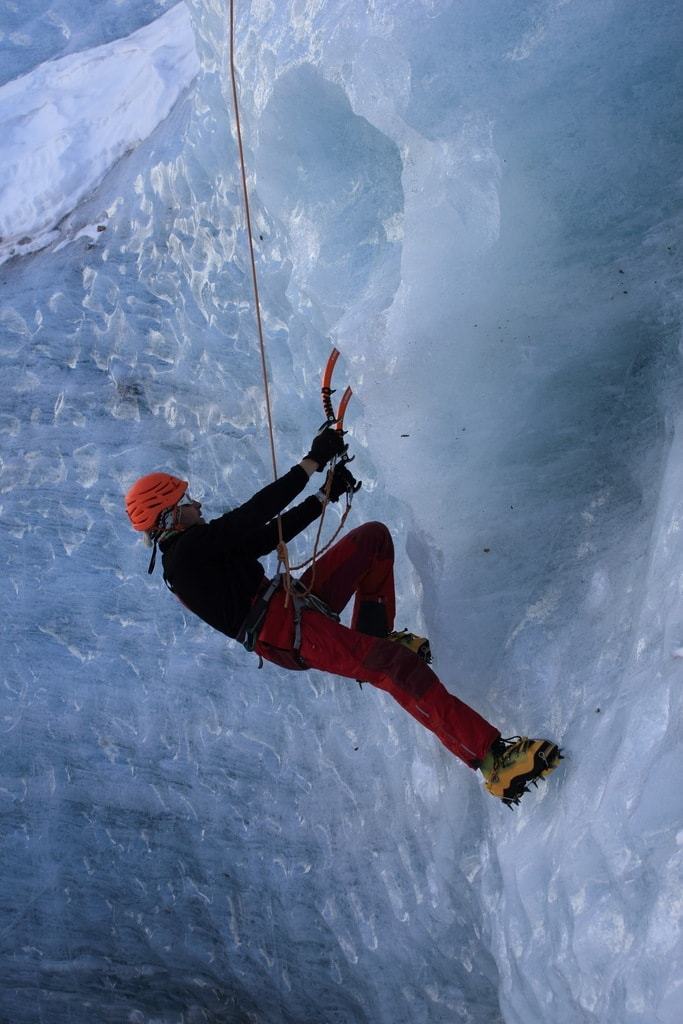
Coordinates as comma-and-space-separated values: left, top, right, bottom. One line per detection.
320, 462, 361, 503
305, 426, 347, 471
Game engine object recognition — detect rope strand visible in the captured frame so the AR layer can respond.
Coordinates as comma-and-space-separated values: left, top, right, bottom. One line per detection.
229, 0, 288, 576
228, 1, 352, 602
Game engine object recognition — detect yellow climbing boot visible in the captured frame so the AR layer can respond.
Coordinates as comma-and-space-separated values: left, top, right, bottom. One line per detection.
481, 736, 563, 809
387, 629, 432, 664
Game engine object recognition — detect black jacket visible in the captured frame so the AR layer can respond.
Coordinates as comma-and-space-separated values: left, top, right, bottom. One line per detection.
160, 465, 321, 637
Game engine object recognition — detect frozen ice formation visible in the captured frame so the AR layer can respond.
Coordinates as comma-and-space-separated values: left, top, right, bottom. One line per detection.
0, 2, 199, 265
0, 2, 681, 1023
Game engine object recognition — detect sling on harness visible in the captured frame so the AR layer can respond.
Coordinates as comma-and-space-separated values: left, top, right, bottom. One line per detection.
236, 573, 340, 662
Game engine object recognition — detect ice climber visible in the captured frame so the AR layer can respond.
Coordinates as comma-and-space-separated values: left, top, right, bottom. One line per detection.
125, 427, 562, 808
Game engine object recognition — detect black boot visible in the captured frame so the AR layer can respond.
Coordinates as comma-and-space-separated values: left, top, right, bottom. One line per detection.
355, 600, 389, 638
354, 601, 388, 690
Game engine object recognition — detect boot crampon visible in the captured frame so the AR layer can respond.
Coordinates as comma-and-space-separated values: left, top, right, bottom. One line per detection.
388, 629, 432, 664
481, 736, 563, 809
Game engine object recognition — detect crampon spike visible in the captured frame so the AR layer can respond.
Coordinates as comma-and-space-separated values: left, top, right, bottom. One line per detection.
484, 736, 563, 809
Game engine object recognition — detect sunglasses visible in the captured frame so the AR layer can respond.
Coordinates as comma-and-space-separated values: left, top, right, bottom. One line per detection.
177, 492, 198, 508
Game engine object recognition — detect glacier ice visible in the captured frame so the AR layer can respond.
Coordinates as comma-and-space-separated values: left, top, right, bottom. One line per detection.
0, 1, 681, 1022
0, 3, 199, 265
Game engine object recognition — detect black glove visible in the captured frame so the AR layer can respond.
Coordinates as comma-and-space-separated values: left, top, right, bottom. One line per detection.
305, 426, 347, 471
320, 463, 361, 503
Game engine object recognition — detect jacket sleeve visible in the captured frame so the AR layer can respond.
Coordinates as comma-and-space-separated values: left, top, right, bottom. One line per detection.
241, 495, 323, 558
205, 465, 311, 549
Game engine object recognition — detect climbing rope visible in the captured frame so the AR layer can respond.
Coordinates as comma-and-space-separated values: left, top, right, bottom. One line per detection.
228, 1, 347, 602
228, 0, 291, 567
228, 1, 278, 480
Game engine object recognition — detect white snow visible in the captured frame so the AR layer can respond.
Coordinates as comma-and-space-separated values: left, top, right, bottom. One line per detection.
0, 1, 681, 1023
0, 2, 199, 265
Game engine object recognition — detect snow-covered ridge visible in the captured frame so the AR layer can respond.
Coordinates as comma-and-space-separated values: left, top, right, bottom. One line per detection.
0, 2, 199, 266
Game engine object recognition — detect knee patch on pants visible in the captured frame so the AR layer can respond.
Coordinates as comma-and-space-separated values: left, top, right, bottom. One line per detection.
361, 639, 434, 700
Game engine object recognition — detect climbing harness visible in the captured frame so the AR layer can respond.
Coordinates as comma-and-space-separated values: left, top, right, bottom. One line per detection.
236, 575, 282, 658
236, 572, 340, 665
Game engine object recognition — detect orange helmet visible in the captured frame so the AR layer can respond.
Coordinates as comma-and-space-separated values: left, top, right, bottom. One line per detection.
125, 472, 188, 532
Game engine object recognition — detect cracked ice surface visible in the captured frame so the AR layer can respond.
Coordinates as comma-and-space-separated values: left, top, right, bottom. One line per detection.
0, 1, 682, 1022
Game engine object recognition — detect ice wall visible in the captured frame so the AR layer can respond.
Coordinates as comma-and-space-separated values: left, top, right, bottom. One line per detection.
0, 2, 682, 1023
244, 3, 683, 1020
0, 3, 199, 264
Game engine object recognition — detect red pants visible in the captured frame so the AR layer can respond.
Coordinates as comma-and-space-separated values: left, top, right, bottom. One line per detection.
255, 522, 499, 768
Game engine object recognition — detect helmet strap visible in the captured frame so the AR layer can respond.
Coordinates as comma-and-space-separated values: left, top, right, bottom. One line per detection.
146, 503, 188, 575
147, 537, 159, 575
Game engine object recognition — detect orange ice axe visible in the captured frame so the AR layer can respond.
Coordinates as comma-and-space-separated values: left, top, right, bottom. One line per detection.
321, 348, 353, 433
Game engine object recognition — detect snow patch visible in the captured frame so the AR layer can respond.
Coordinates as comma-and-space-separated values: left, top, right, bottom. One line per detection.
0, 2, 199, 265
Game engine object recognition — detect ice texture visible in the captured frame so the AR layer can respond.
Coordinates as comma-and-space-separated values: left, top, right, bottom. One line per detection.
0, 3, 199, 264
0, 1, 682, 1023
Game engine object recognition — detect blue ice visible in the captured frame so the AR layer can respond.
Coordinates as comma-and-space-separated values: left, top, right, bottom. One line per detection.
0, 2, 681, 1022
